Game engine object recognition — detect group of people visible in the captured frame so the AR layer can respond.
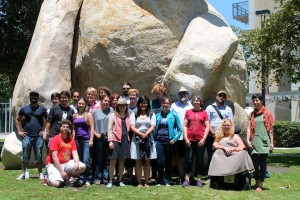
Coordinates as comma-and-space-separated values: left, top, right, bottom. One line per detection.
15, 82, 274, 192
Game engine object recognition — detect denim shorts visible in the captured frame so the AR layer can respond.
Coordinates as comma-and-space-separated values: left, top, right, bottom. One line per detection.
22, 136, 44, 162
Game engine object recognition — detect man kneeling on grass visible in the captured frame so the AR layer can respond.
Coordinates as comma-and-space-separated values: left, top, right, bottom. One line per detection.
45, 119, 86, 187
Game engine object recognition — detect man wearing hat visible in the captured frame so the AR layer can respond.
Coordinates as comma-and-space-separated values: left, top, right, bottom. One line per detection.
15, 90, 47, 180
205, 90, 233, 169
170, 86, 193, 183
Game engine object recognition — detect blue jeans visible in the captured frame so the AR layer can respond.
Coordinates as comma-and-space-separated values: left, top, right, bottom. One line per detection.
185, 141, 206, 176
156, 140, 174, 184
76, 139, 91, 183
91, 137, 109, 183
22, 136, 44, 162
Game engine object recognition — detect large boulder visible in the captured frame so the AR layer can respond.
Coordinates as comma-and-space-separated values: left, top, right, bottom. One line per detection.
12, 0, 83, 111
13, 0, 247, 112
1, 133, 47, 170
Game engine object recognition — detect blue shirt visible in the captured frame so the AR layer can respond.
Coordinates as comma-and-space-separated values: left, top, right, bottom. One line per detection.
205, 103, 233, 132
18, 104, 47, 137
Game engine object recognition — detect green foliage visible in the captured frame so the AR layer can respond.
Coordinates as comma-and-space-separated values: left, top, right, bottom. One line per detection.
273, 121, 300, 147
0, 0, 43, 101
235, 0, 300, 85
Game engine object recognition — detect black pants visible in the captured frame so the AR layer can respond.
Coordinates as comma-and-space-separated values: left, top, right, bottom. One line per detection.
205, 135, 214, 167
156, 140, 174, 184
185, 141, 206, 176
251, 153, 268, 182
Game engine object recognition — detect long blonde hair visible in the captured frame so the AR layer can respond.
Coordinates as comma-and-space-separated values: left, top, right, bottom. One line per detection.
215, 119, 235, 142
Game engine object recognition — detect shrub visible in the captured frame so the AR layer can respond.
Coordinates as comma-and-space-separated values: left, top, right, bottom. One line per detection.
273, 121, 300, 147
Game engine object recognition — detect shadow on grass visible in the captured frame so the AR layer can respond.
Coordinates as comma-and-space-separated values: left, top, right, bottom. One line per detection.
268, 156, 300, 167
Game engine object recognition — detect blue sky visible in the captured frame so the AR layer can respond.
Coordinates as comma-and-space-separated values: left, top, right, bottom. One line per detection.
206, 0, 248, 29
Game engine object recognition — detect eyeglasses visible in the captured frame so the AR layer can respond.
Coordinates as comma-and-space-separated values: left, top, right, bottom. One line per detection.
223, 125, 231, 127
218, 94, 226, 98
123, 88, 130, 90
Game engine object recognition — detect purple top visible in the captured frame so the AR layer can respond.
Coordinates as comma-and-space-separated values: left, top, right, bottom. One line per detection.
74, 116, 90, 140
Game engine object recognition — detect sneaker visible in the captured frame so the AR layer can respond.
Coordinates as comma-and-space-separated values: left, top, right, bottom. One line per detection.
265, 172, 271, 178
39, 173, 44, 180
107, 182, 113, 188
182, 180, 190, 188
119, 181, 126, 187
166, 183, 171, 187
25, 171, 30, 179
85, 182, 91, 187
196, 180, 203, 187
16, 174, 25, 180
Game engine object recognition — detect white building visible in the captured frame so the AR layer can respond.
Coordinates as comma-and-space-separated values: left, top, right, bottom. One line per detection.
233, 0, 300, 121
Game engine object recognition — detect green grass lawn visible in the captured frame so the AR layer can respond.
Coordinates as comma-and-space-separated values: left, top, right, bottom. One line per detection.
0, 154, 299, 200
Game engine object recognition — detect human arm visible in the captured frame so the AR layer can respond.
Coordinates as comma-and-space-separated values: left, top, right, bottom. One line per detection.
107, 113, 115, 149
87, 113, 95, 147
45, 119, 51, 141
198, 120, 209, 147
183, 118, 190, 147
246, 120, 252, 148
51, 150, 68, 179
171, 112, 182, 144
92, 112, 101, 139
15, 115, 27, 138
71, 150, 80, 172
269, 128, 274, 151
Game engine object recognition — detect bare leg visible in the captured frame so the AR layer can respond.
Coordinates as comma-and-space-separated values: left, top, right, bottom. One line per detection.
109, 159, 117, 182
118, 159, 125, 182
135, 160, 143, 185
143, 160, 151, 184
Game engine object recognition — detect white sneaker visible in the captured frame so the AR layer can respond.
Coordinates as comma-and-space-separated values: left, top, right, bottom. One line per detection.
39, 173, 44, 180
25, 171, 30, 179
16, 174, 25, 180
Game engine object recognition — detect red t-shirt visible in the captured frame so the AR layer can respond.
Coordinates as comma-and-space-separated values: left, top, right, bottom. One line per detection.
184, 109, 208, 141
45, 134, 77, 165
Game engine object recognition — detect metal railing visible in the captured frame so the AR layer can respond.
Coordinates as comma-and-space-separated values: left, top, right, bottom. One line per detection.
232, 1, 249, 24
0, 99, 14, 133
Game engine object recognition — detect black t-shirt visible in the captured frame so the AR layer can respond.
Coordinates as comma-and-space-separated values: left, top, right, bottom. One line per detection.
48, 105, 75, 137
18, 104, 47, 137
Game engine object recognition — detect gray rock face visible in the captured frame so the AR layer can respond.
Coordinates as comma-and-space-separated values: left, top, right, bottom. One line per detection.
12, 0, 83, 110
12, 0, 247, 109
72, 0, 210, 94
1, 133, 47, 170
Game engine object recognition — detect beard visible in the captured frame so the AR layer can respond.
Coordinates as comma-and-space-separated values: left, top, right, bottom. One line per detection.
30, 98, 38, 104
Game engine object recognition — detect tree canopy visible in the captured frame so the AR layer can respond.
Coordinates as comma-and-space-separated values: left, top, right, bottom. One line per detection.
0, 0, 43, 101
235, 0, 300, 85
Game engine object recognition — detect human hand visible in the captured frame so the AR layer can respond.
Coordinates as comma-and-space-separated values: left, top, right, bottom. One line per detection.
198, 138, 205, 147
109, 142, 114, 149
170, 140, 175, 145
89, 140, 93, 147
140, 133, 147, 140
39, 131, 44, 137
74, 163, 79, 172
224, 147, 233, 156
18, 131, 27, 138
94, 133, 101, 139
247, 140, 252, 149
185, 139, 191, 147
269, 143, 274, 151
61, 171, 68, 180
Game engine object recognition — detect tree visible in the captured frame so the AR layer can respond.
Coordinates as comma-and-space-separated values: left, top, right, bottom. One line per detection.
0, 0, 43, 101
235, 0, 300, 85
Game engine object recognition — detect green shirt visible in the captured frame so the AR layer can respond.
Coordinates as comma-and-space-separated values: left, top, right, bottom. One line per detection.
251, 114, 270, 154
